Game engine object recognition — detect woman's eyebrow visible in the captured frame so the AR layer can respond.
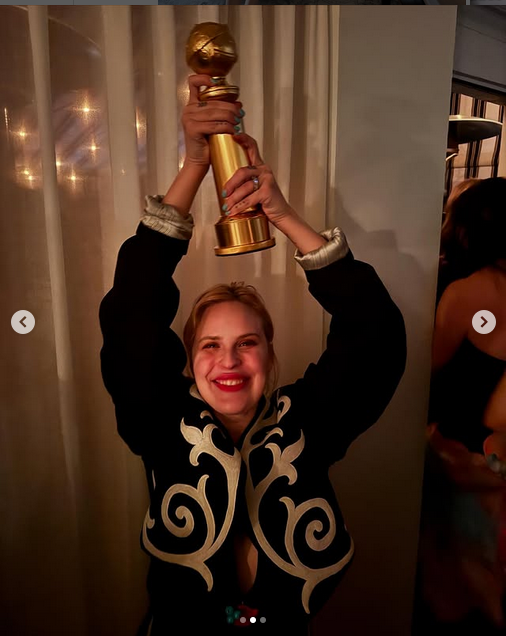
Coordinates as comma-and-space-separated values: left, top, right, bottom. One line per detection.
197, 332, 260, 344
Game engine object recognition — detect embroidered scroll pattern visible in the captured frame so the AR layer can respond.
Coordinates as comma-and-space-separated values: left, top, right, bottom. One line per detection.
242, 393, 355, 613
142, 411, 242, 591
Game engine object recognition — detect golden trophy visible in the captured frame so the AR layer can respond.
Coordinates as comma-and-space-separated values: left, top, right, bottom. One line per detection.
186, 22, 276, 256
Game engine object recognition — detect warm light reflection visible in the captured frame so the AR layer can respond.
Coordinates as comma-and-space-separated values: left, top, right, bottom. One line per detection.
135, 110, 146, 137
66, 168, 82, 185
90, 144, 97, 152
16, 130, 27, 139
56, 164, 85, 194
4, 107, 9, 133
16, 168, 38, 189
14, 162, 39, 189
56, 160, 62, 168
74, 94, 98, 119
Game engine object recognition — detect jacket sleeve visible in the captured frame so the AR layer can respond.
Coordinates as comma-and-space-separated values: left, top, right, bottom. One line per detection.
99, 198, 193, 456
293, 229, 407, 465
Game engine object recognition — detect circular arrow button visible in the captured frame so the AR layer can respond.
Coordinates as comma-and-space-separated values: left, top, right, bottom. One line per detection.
11, 310, 35, 334
472, 310, 496, 335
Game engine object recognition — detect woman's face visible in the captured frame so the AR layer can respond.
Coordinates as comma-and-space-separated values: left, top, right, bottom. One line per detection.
192, 301, 270, 429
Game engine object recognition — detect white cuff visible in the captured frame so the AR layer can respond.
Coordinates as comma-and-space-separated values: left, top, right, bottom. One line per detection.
294, 227, 349, 271
140, 195, 194, 241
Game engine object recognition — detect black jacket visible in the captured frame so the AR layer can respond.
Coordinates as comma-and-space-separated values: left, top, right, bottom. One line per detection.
99, 219, 406, 634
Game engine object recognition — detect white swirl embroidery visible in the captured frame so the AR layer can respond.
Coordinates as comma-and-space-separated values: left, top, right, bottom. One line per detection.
142, 415, 242, 591
242, 393, 354, 613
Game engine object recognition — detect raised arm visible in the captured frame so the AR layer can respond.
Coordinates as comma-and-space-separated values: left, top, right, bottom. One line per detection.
99, 194, 196, 456
294, 246, 406, 464
223, 134, 407, 464
99, 75, 244, 455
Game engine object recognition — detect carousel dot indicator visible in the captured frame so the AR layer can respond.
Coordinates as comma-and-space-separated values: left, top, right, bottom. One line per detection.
250, 616, 257, 623
240, 617, 247, 624
260, 617, 266, 623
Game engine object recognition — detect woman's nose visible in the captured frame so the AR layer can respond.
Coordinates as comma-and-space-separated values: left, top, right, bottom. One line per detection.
220, 347, 240, 368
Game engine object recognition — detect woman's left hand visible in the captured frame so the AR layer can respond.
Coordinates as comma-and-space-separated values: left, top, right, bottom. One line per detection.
222, 133, 294, 228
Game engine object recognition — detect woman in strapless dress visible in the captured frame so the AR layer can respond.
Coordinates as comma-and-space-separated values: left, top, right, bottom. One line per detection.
416, 177, 506, 634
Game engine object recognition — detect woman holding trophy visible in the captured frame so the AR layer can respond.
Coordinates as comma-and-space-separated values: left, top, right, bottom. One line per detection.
99, 24, 406, 636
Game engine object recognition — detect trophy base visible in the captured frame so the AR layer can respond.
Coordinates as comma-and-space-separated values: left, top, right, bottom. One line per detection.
214, 213, 276, 257
215, 237, 276, 257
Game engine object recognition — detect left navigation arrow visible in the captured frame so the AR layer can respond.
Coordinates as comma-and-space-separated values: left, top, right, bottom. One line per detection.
11, 310, 35, 334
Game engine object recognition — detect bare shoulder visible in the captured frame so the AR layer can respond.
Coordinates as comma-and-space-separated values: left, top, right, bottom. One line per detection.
465, 267, 506, 304
439, 276, 478, 315
453, 268, 506, 356
445, 269, 504, 305
436, 272, 494, 335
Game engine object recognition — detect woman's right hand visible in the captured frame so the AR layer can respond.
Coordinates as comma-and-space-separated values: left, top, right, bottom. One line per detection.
182, 74, 244, 168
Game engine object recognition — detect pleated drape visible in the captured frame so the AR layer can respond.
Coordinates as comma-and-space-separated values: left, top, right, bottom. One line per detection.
0, 6, 339, 636
27, 4, 83, 549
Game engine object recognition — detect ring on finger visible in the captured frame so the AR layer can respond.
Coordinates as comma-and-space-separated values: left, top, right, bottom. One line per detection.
251, 176, 260, 191
247, 165, 257, 170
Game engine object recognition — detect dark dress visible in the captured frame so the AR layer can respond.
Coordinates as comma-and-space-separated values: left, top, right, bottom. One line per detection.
429, 339, 506, 454
416, 337, 506, 634
99, 219, 406, 635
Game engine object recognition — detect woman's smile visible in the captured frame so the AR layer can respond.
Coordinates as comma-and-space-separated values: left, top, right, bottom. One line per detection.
213, 373, 250, 392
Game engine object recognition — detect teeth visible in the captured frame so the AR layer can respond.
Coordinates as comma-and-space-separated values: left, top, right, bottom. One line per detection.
216, 379, 244, 386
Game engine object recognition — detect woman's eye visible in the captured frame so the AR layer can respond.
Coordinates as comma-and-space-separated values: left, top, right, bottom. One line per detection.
202, 340, 257, 349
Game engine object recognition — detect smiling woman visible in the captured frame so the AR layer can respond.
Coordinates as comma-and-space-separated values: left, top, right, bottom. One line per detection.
98, 74, 407, 635
189, 298, 271, 443
183, 283, 278, 441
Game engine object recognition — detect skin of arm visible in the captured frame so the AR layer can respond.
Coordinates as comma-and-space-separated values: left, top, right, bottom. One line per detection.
273, 207, 327, 256
431, 280, 470, 373
484, 372, 506, 432
161, 161, 208, 218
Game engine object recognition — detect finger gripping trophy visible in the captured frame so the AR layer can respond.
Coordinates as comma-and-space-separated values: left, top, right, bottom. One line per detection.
186, 22, 276, 256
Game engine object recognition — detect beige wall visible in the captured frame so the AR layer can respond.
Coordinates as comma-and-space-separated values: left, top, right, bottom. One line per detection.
312, 7, 457, 635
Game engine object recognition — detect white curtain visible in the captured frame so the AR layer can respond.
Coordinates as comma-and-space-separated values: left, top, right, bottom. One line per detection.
0, 6, 338, 635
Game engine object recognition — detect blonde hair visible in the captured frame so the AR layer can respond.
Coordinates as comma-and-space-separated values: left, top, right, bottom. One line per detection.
182, 282, 279, 397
